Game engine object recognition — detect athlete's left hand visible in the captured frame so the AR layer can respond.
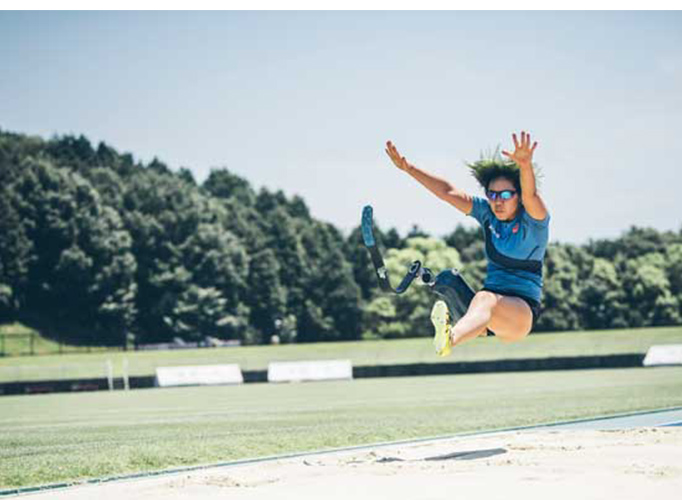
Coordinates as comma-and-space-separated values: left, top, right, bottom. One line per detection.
502, 131, 537, 168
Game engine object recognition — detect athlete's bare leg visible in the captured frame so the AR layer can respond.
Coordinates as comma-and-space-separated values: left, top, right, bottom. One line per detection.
450, 290, 533, 347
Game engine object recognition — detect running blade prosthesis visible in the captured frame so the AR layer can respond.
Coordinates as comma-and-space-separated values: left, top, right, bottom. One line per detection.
361, 205, 423, 294
361, 204, 477, 322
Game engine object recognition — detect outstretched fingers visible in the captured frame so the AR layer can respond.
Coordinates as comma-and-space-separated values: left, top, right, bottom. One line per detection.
522, 132, 538, 153
385, 141, 397, 159
511, 131, 538, 153
385, 140, 408, 170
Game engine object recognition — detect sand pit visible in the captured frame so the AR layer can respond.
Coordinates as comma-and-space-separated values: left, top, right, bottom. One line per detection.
23, 428, 682, 500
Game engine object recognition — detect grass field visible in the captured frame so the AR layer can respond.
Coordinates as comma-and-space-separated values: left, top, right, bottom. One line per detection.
0, 324, 113, 357
1, 326, 682, 383
1, 366, 682, 490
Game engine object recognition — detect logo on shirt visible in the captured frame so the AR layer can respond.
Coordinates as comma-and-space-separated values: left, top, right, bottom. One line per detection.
488, 223, 520, 238
488, 224, 500, 238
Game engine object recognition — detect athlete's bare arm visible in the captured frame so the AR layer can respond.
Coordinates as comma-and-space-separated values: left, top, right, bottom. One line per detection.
502, 131, 548, 221
385, 141, 474, 215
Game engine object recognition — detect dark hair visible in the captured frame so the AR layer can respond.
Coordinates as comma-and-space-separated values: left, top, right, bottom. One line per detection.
466, 149, 539, 196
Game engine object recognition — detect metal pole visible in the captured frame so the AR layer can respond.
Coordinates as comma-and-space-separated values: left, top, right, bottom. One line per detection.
106, 360, 114, 391
123, 358, 130, 391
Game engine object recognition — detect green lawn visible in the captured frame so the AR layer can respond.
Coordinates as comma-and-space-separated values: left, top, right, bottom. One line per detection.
0, 323, 112, 357
1, 366, 681, 490
1, 326, 682, 382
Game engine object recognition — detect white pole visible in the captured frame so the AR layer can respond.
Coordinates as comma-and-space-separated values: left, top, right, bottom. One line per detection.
123, 358, 130, 391
106, 360, 114, 391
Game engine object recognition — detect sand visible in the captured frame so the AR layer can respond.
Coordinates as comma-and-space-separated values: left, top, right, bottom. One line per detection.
22, 428, 682, 500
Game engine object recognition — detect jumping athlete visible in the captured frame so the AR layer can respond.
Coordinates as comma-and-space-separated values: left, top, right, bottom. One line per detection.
384, 132, 550, 356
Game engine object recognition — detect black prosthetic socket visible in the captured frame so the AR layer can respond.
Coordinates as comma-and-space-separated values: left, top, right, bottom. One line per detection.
432, 270, 476, 323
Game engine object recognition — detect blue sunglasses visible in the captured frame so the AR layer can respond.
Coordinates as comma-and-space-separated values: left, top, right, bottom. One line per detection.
486, 189, 517, 201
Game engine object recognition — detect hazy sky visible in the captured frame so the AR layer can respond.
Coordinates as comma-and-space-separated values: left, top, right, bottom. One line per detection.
1, 11, 681, 243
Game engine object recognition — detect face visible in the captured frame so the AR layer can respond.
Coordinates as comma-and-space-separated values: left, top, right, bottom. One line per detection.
487, 177, 520, 222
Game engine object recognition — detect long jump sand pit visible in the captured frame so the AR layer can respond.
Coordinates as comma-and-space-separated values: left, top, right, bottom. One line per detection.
30, 428, 682, 500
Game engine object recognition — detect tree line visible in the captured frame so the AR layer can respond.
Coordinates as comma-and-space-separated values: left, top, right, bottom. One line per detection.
1, 129, 681, 347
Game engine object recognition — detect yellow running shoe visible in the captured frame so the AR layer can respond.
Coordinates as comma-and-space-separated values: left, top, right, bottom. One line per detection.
431, 300, 452, 357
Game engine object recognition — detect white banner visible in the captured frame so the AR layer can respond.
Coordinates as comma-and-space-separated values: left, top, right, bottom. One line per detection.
268, 359, 353, 383
156, 364, 244, 387
643, 345, 682, 367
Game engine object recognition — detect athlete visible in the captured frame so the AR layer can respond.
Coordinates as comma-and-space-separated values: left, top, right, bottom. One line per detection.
385, 131, 550, 356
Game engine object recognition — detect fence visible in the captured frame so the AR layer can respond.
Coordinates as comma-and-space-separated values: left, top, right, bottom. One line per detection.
0, 333, 120, 357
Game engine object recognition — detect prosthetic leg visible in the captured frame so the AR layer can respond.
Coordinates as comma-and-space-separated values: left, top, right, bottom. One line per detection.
419, 267, 476, 356
361, 205, 478, 356
419, 268, 476, 324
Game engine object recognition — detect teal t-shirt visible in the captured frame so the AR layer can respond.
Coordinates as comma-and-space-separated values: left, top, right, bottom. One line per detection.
467, 196, 550, 302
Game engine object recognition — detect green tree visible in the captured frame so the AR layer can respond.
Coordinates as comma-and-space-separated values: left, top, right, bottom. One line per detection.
344, 226, 378, 302
621, 253, 681, 326
163, 285, 237, 342
0, 182, 32, 316
245, 248, 286, 344
579, 258, 628, 329
299, 222, 363, 342
203, 168, 256, 206
121, 170, 206, 342
11, 158, 137, 345
665, 244, 682, 296
536, 244, 583, 331
444, 224, 480, 253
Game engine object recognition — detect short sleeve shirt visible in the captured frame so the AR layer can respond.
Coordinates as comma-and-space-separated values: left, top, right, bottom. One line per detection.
468, 196, 550, 302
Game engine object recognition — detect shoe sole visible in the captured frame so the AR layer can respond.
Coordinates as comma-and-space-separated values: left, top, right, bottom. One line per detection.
431, 300, 452, 357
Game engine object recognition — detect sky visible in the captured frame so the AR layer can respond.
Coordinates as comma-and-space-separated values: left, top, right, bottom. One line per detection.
1, 11, 681, 244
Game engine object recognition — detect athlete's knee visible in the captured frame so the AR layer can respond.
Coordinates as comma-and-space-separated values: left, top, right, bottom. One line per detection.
457, 292, 496, 326
471, 290, 499, 310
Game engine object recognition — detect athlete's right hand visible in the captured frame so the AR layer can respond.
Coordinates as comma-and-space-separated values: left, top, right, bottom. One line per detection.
385, 141, 412, 172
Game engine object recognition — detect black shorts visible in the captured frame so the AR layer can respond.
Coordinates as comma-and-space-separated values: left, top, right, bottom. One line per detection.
481, 287, 541, 333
